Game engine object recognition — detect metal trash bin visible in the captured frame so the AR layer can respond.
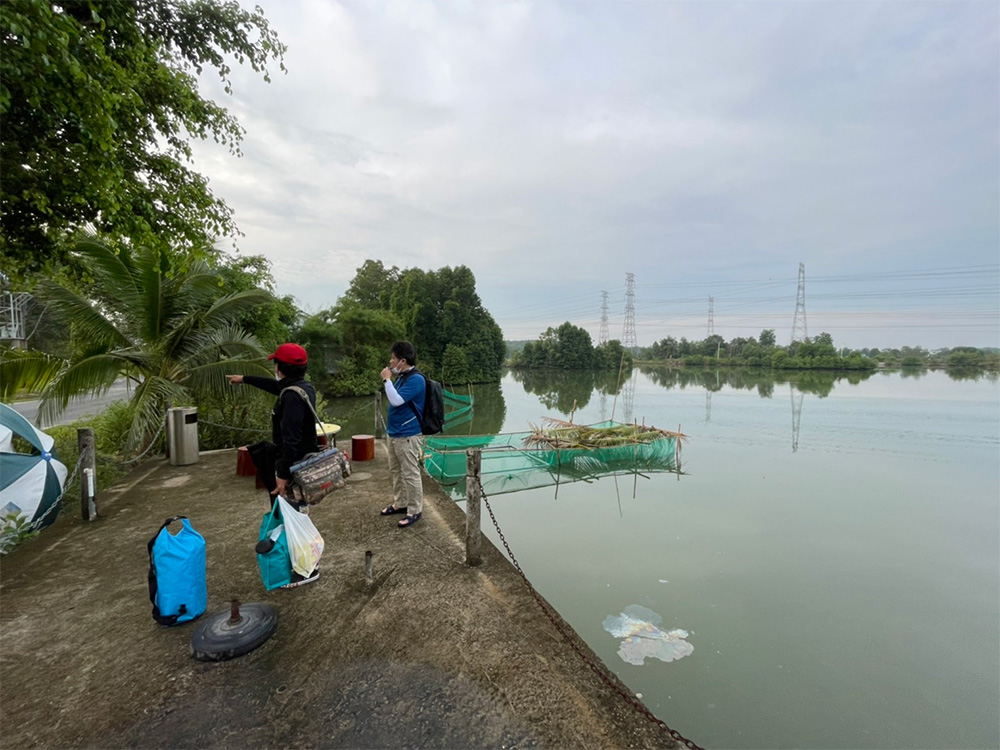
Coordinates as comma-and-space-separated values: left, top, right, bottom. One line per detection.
168, 407, 200, 466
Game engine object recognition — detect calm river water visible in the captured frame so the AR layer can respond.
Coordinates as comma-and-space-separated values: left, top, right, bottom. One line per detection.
419, 367, 999, 750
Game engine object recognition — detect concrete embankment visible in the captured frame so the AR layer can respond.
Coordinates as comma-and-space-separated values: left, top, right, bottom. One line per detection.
0, 443, 681, 749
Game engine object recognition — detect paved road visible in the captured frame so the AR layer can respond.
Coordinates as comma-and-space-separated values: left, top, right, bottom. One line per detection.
10, 379, 133, 428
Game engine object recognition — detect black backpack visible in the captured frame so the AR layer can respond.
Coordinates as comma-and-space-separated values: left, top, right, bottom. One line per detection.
404, 369, 445, 435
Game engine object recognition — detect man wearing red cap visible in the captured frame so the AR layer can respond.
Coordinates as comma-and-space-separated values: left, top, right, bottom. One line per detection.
227, 343, 318, 506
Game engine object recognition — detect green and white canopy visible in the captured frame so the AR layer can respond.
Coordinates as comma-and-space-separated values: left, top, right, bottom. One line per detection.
0, 403, 68, 528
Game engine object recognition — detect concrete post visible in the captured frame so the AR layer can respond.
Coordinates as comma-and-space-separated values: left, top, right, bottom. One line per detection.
465, 449, 482, 566
77, 428, 97, 521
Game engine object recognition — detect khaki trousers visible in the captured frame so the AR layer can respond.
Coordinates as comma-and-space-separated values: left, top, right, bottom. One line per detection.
387, 435, 423, 515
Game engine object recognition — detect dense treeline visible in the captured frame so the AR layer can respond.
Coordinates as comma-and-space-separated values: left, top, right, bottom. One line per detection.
1, 244, 506, 451
637, 330, 1000, 372
298, 260, 505, 396
867, 345, 1000, 371
509, 322, 633, 371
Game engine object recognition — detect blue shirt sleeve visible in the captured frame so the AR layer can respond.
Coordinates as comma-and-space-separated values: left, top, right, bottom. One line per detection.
396, 372, 425, 405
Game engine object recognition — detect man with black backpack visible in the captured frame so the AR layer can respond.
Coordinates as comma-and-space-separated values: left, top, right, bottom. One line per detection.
379, 341, 426, 528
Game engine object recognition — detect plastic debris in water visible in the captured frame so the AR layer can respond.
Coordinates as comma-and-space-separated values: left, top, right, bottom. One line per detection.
602, 604, 693, 666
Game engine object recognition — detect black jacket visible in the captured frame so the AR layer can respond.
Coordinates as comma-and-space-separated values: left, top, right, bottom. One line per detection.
242, 375, 319, 479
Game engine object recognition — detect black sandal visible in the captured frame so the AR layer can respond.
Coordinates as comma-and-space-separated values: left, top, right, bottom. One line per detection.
381, 504, 407, 516
398, 513, 422, 528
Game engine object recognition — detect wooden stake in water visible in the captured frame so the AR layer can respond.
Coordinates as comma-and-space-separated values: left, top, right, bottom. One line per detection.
465, 449, 482, 566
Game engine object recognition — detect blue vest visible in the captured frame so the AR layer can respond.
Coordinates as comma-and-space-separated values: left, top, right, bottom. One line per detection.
386, 369, 425, 437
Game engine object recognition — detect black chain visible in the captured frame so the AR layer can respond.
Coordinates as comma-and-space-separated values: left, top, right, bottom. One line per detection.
478, 479, 705, 750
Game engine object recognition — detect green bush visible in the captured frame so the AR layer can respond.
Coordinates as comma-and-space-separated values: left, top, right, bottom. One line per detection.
195, 387, 338, 451
36, 404, 143, 532
947, 351, 983, 368
0, 511, 40, 554
195, 391, 274, 451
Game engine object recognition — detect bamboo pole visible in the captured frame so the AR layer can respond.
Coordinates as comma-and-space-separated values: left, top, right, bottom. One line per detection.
610, 349, 627, 422
677, 423, 682, 479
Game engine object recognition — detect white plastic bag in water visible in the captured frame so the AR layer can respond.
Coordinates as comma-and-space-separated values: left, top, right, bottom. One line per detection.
276, 496, 324, 577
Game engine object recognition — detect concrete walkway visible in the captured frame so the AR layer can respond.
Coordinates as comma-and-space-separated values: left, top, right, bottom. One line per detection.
0, 442, 681, 749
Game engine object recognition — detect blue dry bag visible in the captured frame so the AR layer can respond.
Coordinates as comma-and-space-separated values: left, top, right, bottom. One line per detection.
146, 516, 207, 626
257, 503, 292, 590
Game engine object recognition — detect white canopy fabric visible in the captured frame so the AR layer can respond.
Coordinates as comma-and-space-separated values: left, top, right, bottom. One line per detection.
0, 404, 68, 528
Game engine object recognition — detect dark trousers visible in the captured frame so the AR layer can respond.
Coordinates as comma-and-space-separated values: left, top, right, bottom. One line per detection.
246, 440, 279, 494
247, 441, 309, 512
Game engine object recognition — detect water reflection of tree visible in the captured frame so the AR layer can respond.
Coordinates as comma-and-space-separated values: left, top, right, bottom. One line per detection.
508, 368, 629, 416
444, 381, 506, 435
638, 366, 874, 398
900, 366, 927, 380
946, 367, 993, 382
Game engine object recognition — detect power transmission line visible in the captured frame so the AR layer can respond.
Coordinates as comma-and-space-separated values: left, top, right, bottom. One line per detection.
489, 261, 998, 345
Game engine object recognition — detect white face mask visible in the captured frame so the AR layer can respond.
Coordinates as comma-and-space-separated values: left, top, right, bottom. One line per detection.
390, 365, 400, 375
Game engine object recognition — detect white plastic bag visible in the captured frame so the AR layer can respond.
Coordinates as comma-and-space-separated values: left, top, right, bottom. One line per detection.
276, 496, 325, 577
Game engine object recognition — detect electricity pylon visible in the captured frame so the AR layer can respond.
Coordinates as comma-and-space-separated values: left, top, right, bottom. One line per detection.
791, 262, 808, 344
599, 291, 610, 346
622, 273, 637, 354
707, 296, 714, 337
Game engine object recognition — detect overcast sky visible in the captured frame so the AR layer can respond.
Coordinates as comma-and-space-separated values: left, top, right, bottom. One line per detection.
191, 0, 999, 350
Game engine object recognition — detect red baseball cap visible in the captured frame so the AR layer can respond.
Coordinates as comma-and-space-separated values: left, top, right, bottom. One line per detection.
268, 343, 308, 365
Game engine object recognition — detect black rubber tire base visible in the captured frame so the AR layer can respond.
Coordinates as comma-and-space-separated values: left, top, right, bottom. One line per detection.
190, 603, 278, 661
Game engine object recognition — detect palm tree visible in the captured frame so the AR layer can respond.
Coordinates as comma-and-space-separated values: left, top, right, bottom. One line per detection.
1, 240, 273, 455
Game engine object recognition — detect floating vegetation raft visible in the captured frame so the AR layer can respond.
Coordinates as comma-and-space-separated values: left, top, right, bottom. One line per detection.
525, 417, 687, 450
424, 419, 685, 497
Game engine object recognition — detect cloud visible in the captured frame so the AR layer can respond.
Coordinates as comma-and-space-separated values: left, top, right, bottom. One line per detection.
189, 0, 999, 349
